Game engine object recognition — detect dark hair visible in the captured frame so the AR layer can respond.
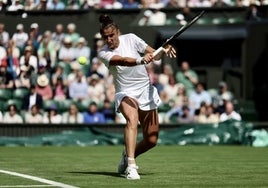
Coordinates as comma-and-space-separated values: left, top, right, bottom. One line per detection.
99, 14, 118, 34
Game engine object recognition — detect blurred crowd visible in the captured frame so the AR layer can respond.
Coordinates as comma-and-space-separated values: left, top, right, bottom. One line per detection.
0, 20, 243, 125
0, 0, 267, 11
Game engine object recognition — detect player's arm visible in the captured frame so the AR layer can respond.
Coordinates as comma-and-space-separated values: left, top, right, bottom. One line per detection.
109, 54, 152, 66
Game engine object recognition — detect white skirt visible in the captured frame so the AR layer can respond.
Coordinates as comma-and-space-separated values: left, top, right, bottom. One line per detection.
114, 84, 161, 113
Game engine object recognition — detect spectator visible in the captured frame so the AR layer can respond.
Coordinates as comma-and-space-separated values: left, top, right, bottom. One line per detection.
28, 23, 43, 51
189, 82, 212, 110
58, 36, 76, 64
122, 0, 139, 8
22, 84, 43, 111
86, 58, 105, 79
19, 45, 38, 73
24, 104, 43, 123
15, 65, 32, 89
87, 73, 105, 104
195, 104, 219, 124
7, 39, 20, 60
51, 64, 68, 87
67, 61, 84, 84
2, 104, 23, 123
12, 24, 29, 50
246, 3, 263, 21
100, 0, 123, 9
53, 76, 68, 101
0, 23, 9, 48
68, 70, 88, 101
173, 83, 188, 107
219, 101, 242, 122
83, 101, 105, 124
150, 72, 164, 95
24, 0, 36, 10
162, 75, 180, 101
212, 0, 230, 7
7, 0, 24, 11
31, 59, 51, 86
37, 30, 57, 68
211, 81, 234, 110
0, 0, 7, 11
66, 0, 80, 9
65, 23, 80, 46
159, 64, 174, 85
42, 104, 62, 124
75, 37, 91, 60
90, 57, 109, 79
0, 43, 7, 63
36, 0, 48, 10
35, 74, 53, 100
47, 0, 65, 10
175, 61, 199, 95
164, 104, 195, 124
2, 46, 20, 79
0, 64, 14, 89
51, 23, 65, 52
62, 103, 84, 124
100, 99, 115, 123
147, 8, 167, 26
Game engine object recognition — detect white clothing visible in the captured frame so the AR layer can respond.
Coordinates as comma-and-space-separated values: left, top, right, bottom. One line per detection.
220, 111, 242, 122
43, 114, 62, 124
3, 113, 23, 123
147, 11, 167, 26
12, 32, 29, 48
99, 33, 161, 112
19, 55, 38, 73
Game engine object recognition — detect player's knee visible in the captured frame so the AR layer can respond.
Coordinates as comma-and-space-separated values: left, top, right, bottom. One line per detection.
146, 135, 158, 148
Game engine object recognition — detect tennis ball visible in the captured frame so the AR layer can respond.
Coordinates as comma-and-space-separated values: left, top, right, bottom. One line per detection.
78, 56, 88, 65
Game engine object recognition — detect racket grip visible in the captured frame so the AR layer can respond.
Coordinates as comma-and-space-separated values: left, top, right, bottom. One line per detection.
153, 47, 165, 60
153, 47, 164, 58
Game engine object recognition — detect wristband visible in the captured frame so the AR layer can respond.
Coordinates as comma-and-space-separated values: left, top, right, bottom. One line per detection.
136, 57, 143, 65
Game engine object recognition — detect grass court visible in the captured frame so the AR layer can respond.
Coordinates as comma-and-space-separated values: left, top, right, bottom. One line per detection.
0, 145, 267, 188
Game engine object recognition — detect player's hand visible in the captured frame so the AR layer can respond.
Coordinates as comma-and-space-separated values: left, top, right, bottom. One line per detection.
164, 45, 176, 58
142, 53, 154, 64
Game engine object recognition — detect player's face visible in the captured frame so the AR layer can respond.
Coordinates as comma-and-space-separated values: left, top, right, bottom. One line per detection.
102, 26, 120, 50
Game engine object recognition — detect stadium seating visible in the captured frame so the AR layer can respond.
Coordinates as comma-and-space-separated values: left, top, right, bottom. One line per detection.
4, 99, 23, 111
0, 88, 12, 101
43, 99, 60, 112
12, 88, 30, 100
58, 99, 76, 113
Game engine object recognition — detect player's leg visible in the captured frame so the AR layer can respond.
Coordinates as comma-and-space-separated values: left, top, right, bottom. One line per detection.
118, 97, 140, 179
135, 109, 159, 158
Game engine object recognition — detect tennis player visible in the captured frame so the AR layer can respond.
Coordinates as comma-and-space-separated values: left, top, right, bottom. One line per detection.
98, 14, 176, 180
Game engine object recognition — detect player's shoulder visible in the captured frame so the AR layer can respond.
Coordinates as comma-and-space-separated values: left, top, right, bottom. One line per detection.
120, 33, 139, 39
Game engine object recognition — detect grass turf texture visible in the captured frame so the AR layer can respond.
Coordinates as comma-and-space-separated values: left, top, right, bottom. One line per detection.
0, 146, 267, 188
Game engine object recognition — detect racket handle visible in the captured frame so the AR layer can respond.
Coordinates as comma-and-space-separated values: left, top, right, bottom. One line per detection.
153, 47, 165, 59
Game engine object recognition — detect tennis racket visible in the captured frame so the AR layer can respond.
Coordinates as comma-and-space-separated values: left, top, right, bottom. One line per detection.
153, 11, 205, 57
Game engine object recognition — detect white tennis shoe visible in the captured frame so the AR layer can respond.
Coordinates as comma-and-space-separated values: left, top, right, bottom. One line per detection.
117, 148, 127, 174
125, 165, 140, 180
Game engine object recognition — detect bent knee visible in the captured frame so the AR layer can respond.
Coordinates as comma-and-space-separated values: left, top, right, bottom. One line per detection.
145, 136, 158, 147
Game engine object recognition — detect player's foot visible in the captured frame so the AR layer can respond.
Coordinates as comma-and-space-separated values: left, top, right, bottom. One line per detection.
117, 148, 127, 174
125, 165, 140, 180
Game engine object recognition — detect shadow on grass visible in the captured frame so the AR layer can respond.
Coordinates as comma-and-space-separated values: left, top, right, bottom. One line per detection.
68, 171, 122, 178
67, 171, 152, 178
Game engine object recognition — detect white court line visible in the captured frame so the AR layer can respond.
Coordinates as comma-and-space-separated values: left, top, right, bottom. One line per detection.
0, 185, 54, 187
0, 170, 79, 188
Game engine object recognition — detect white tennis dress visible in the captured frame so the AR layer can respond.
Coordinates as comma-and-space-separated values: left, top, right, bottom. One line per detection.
98, 33, 161, 112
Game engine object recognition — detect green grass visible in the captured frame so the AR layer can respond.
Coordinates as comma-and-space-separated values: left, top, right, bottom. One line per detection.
0, 146, 268, 188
